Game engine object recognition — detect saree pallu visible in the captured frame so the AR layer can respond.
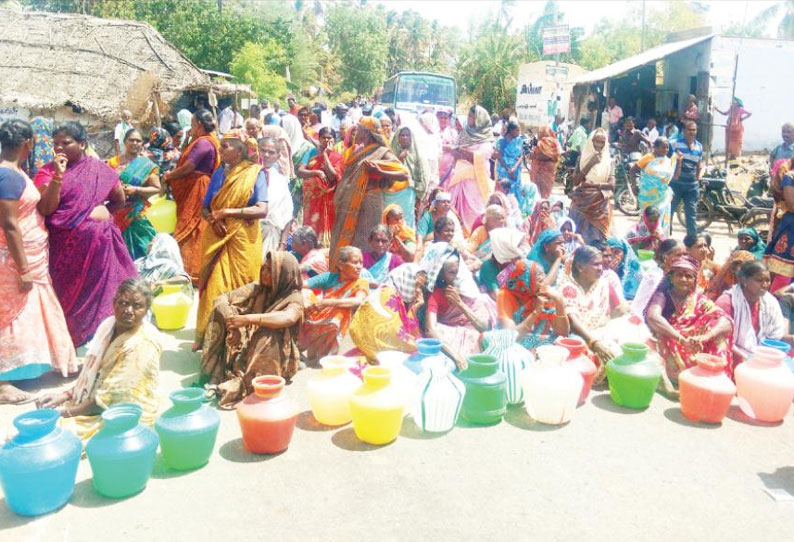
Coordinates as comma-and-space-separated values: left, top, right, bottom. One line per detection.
196, 162, 263, 341
172, 134, 220, 282
765, 211, 794, 279
297, 276, 369, 362
434, 295, 491, 359
329, 145, 408, 269
349, 286, 421, 361
34, 157, 138, 347
0, 173, 76, 380
530, 157, 558, 199
440, 141, 494, 231
637, 156, 675, 233
302, 150, 343, 248
363, 251, 399, 283
657, 292, 733, 382
109, 155, 158, 260
64, 318, 161, 440
569, 185, 612, 243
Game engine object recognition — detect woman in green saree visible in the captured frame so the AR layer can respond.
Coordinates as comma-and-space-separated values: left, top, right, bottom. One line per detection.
107, 128, 161, 259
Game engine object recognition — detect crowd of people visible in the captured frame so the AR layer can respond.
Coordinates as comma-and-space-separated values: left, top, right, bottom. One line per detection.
1, 95, 794, 429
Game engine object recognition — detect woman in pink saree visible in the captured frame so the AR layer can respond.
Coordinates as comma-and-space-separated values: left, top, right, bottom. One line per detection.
440, 105, 494, 231
34, 121, 138, 346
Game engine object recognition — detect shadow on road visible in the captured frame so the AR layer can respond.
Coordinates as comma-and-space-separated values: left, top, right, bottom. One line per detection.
295, 410, 339, 432
590, 393, 647, 414
663, 407, 722, 429
399, 418, 448, 440
218, 438, 284, 463
758, 466, 794, 496
331, 427, 392, 452
0, 498, 39, 530
503, 405, 568, 432
725, 405, 783, 427
69, 478, 137, 509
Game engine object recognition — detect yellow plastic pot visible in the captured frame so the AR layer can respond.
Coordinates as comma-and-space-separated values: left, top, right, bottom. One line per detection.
151, 284, 192, 331
147, 195, 177, 234
349, 366, 404, 445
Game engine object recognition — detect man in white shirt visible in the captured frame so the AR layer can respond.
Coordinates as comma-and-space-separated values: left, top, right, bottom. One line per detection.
113, 109, 133, 156
643, 118, 659, 143
348, 102, 362, 125
218, 103, 244, 135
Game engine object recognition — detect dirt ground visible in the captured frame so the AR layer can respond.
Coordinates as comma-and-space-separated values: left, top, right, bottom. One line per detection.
3, 173, 794, 541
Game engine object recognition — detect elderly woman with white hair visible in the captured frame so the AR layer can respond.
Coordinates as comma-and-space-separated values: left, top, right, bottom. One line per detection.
477, 227, 529, 301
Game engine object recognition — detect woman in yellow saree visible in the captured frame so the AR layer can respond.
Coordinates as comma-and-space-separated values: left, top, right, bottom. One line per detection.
36, 279, 162, 440
329, 117, 409, 270
195, 133, 269, 347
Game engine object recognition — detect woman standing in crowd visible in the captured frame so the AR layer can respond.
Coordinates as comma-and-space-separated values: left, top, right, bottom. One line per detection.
495, 121, 524, 193
329, 117, 408, 269
418, 111, 442, 195
632, 137, 675, 233
259, 137, 294, 254
569, 129, 614, 243
201, 252, 304, 407
299, 126, 342, 248
36, 279, 162, 439
145, 124, 180, 178
392, 124, 430, 218
107, 128, 160, 260
163, 109, 220, 282
0, 120, 76, 404
530, 125, 561, 199
195, 134, 269, 349
34, 121, 137, 346
261, 123, 294, 178
715, 97, 752, 160
645, 254, 733, 385
440, 105, 494, 230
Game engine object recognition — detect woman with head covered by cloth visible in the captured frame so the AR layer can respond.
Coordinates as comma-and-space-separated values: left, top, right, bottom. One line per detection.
329, 117, 409, 270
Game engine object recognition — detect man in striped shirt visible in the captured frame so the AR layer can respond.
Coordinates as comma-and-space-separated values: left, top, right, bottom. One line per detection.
669, 121, 703, 236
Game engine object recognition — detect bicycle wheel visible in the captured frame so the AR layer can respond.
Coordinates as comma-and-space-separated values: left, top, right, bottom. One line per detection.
615, 185, 640, 216
675, 198, 713, 231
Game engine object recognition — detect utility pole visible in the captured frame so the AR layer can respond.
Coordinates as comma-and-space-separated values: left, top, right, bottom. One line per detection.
641, 0, 646, 51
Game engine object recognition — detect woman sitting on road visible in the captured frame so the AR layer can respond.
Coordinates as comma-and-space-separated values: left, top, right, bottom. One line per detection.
466, 204, 508, 263
497, 259, 570, 351
558, 217, 584, 256
626, 206, 667, 253
424, 247, 492, 365
705, 250, 756, 301
715, 260, 789, 366
684, 232, 721, 293
363, 225, 405, 284
382, 203, 416, 262
522, 199, 557, 245
477, 227, 528, 301
558, 246, 633, 373
299, 246, 369, 364
291, 225, 328, 282
630, 239, 686, 317
200, 252, 304, 407
527, 228, 566, 285
645, 254, 733, 387
36, 279, 162, 439
735, 227, 767, 261
606, 237, 643, 301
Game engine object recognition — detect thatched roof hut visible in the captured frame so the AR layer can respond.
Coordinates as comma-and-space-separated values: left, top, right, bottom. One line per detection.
0, 8, 250, 152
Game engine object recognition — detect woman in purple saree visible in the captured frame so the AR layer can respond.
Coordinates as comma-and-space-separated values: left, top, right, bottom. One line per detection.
34, 122, 137, 346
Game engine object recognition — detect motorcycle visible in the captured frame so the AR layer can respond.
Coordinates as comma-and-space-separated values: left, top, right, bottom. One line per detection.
674, 167, 773, 236
612, 145, 643, 216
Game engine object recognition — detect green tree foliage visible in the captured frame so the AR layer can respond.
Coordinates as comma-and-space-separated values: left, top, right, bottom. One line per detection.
324, 4, 388, 94
457, 14, 527, 114
229, 41, 289, 99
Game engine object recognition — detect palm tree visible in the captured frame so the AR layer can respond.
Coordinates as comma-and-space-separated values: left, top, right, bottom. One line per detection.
749, 1, 794, 39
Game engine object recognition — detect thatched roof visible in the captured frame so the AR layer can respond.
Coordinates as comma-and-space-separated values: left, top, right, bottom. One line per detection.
0, 9, 243, 121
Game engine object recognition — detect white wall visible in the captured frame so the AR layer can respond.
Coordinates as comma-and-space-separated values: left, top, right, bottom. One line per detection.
709, 36, 794, 153
515, 61, 587, 129
659, 40, 711, 118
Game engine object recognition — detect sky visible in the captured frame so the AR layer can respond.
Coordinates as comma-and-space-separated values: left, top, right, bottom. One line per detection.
377, 0, 781, 36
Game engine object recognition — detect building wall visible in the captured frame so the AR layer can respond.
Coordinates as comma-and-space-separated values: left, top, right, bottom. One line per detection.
709, 36, 794, 153
659, 40, 711, 120
515, 61, 587, 130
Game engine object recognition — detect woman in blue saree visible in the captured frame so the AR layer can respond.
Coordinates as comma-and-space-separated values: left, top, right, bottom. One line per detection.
606, 237, 643, 300
362, 225, 404, 284
496, 121, 534, 214
107, 128, 161, 259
